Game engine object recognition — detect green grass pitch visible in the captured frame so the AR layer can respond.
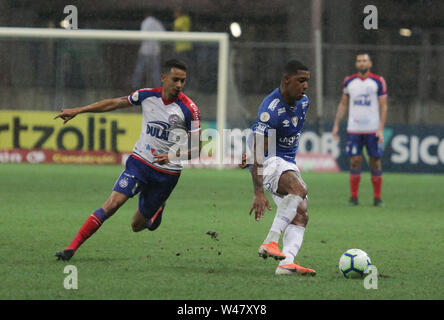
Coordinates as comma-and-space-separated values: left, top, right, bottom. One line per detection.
0, 163, 443, 300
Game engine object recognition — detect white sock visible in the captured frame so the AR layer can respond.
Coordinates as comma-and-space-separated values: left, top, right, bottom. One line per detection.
263, 194, 303, 244
279, 224, 305, 266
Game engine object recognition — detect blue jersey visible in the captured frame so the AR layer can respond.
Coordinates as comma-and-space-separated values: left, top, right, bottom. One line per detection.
251, 88, 309, 164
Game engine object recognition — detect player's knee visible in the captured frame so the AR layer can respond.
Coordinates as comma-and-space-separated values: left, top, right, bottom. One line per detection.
350, 157, 362, 169
369, 157, 382, 170
131, 221, 144, 233
286, 182, 307, 199
296, 183, 308, 199
297, 200, 308, 215
103, 192, 128, 215
292, 206, 308, 226
291, 213, 308, 227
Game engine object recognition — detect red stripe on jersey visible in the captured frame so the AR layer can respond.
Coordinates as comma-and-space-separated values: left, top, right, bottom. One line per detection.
343, 74, 359, 88
178, 93, 201, 131
368, 73, 387, 95
178, 93, 200, 121
137, 87, 162, 93
127, 87, 162, 105
126, 95, 132, 105
131, 154, 181, 176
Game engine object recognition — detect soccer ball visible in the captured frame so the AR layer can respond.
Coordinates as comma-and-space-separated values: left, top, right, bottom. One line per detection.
339, 249, 372, 278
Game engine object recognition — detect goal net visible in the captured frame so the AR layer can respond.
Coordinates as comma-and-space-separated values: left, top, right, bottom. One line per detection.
0, 27, 236, 167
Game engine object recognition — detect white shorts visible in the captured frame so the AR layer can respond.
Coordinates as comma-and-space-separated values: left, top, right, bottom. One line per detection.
263, 156, 300, 202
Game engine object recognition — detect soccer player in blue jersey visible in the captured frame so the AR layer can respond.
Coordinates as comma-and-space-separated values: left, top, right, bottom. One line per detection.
332, 53, 387, 207
54, 59, 201, 261
242, 60, 316, 275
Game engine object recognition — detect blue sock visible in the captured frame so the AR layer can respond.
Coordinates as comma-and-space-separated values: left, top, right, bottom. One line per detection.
93, 208, 109, 223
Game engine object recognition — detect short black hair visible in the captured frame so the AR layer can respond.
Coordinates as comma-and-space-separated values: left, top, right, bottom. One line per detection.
162, 59, 187, 74
356, 52, 371, 60
284, 60, 309, 75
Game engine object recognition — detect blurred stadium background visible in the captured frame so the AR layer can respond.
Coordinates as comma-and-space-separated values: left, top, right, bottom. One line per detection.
1, 0, 443, 172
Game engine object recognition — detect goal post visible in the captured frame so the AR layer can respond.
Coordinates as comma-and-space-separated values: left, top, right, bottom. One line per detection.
0, 27, 229, 168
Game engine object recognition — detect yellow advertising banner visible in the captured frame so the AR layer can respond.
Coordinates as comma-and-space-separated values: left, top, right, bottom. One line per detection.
0, 110, 142, 152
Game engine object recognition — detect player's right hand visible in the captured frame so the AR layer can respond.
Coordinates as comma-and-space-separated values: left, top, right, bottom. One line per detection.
249, 192, 271, 222
239, 154, 249, 169
332, 126, 340, 141
54, 108, 79, 124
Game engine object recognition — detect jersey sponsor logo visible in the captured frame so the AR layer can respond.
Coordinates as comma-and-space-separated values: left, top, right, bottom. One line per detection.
260, 112, 271, 122
282, 119, 290, 127
353, 94, 371, 106
267, 98, 280, 112
278, 134, 300, 146
291, 116, 299, 127
190, 103, 200, 120
146, 121, 171, 141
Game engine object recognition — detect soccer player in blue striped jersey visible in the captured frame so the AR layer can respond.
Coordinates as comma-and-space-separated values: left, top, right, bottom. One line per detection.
243, 60, 316, 275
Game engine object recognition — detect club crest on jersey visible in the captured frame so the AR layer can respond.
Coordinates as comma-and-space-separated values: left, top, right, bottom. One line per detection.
119, 177, 129, 189
131, 91, 139, 102
168, 114, 181, 125
291, 116, 299, 127
260, 112, 270, 122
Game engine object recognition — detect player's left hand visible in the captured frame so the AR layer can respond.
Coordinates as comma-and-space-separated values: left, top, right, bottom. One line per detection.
153, 153, 170, 165
376, 130, 384, 144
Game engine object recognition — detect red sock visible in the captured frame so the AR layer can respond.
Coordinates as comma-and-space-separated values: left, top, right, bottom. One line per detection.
66, 212, 104, 252
371, 171, 382, 199
350, 170, 361, 198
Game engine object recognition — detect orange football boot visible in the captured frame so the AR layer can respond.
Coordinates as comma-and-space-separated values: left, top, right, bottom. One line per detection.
275, 262, 316, 276
258, 241, 286, 260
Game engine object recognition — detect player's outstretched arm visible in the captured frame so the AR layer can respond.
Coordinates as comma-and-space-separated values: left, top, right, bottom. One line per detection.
54, 97, 132, 124
332, 94, 349, 141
